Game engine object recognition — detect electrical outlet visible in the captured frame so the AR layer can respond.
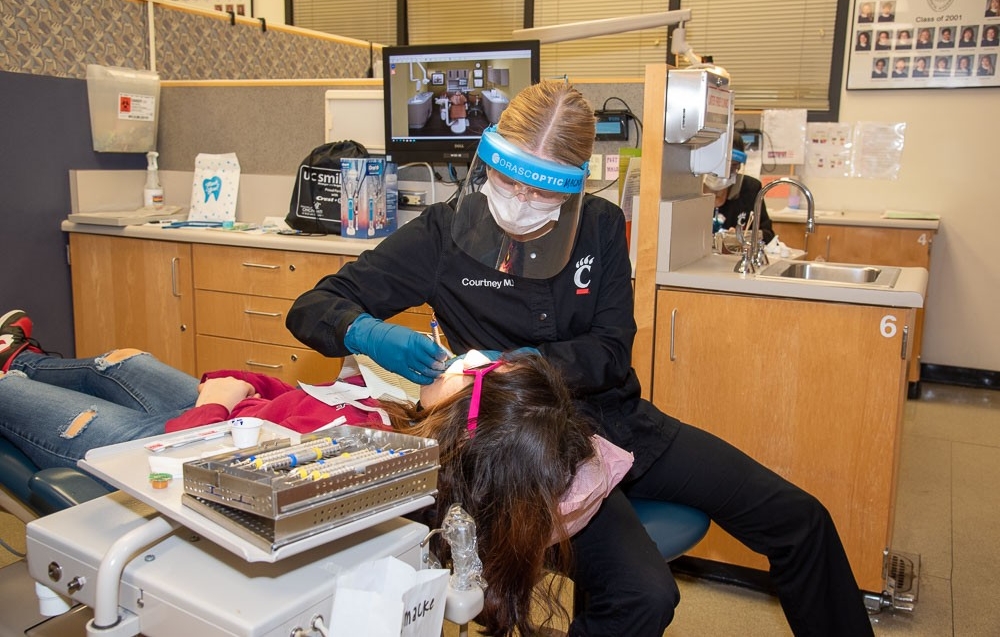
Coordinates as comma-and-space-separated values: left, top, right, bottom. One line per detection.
589, 154, 602, 181
399, 190, 427, 207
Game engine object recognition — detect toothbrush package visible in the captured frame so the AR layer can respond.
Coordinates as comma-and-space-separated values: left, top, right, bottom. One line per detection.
339, 157, 398, 239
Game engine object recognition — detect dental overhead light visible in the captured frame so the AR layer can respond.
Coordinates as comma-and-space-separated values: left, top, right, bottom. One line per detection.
512, 9, 702, 64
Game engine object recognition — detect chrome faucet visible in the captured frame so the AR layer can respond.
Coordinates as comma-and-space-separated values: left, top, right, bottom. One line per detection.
734, 177, 815, 274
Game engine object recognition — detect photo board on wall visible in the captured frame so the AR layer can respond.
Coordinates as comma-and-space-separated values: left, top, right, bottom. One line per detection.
847, 0, 999, 90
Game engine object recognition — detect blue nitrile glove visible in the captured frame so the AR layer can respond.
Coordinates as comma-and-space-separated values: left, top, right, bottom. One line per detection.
344, 313, 448, 385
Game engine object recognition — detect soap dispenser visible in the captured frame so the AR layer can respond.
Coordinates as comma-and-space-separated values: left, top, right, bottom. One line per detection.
143, 151, 164, 208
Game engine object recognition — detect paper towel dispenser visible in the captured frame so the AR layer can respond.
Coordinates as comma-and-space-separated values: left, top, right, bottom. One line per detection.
664, 68, 732, 147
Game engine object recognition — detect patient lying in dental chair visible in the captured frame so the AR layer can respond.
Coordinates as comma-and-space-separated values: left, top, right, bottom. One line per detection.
0, 309, 631, 637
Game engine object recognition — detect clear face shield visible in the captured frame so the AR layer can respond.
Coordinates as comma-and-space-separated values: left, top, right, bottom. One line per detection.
703, 148, 747, 201
452, 126, 588, 279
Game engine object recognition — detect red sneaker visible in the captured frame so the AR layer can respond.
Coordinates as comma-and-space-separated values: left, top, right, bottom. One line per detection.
0, 309, 38, 372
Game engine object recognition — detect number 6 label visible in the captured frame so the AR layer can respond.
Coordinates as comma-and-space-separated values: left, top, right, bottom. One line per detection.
880, 315, 898, 338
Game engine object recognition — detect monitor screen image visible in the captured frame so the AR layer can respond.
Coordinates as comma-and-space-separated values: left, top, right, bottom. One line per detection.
381, 40, 540, 165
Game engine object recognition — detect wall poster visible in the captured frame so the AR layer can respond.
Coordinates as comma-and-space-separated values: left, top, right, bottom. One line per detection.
174, 1, 254, 18
847, 0, 1000, 90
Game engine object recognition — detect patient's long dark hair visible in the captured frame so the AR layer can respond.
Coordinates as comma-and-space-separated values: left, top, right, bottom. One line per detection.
383, 353, 595, 636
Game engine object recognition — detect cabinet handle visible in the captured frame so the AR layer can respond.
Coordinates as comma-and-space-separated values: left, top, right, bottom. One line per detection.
825, 235, 832, 262
241, 262, 280, 270
171, 257, 180, 297
246, 360, 282, 369
900, 325, 909, 360
669, 308, 678, 361
244, 310, 282, 317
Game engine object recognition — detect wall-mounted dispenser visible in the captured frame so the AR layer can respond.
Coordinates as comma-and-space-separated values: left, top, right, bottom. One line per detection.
85, 64, 160, 153
665, 67, 734, 180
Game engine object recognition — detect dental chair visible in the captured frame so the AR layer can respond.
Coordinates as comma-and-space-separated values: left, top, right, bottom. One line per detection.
0, 438, 110, 522
574, 497, 711, 613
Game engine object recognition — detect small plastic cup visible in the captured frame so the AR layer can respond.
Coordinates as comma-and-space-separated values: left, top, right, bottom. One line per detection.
231, 418, 263, 449
148, 472, 172, 489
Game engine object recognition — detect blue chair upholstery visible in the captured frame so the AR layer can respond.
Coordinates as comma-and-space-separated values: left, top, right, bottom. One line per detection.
0, 438, 111, 518
628, 497, 711, 561
28, 468, 112, 515
0, 437, 36, 506
573, 497, 710, 613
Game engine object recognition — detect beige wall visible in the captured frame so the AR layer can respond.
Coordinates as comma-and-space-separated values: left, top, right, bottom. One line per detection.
254, 0, 286, 25
804, 10, 1000, 372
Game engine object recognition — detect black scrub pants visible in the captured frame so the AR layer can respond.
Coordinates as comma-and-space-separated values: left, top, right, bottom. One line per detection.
568, 404, 875, 637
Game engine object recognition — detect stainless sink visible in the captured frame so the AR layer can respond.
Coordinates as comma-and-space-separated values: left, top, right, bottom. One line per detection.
756, 261, 902, 288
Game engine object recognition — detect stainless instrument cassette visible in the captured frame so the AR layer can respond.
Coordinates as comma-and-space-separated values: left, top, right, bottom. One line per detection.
182, 426, 439, 551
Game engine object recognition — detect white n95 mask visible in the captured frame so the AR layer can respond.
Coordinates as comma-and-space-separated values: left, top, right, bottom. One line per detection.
480, 179, 561, 237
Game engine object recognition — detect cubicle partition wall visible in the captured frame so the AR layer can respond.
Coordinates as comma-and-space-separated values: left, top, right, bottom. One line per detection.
1, 0, 382, 356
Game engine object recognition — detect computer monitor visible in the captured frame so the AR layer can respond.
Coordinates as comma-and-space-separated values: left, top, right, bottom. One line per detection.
381, 40, 540, 165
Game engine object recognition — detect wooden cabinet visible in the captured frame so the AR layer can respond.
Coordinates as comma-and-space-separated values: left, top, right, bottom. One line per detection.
69, 234, 196, 375
69, 234, 443, 388
191, 244, 345, 385
771, 222, 934, 266
772, 220, 934, 385
653, 288, 914, 592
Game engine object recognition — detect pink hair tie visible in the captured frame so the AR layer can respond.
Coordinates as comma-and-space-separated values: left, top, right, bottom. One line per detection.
463, 360, 504, 436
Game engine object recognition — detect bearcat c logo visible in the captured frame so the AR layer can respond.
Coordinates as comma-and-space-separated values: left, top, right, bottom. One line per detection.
574, 255, 594, 294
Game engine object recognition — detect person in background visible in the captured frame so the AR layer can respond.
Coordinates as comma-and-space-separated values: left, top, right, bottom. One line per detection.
978, 54, 997, 76
917, 27, 935, 49
896, 29, 912, 49
938, 27, 955, 48
959, 26, 978, 47
956, 55, 973, 76
0, 309, 631, 637
703, 136, 775, 244
287, 80, 874, 637
913, 56, 931, 77
987, 0, 999, 18
858, 2, 874, 22
856, 30, 872, 51
878, 1, 895, 21
983, 25, 999, 46
892, 57, 910, 78
875, 30, 892, 50
872, 57, 889, 78
934, 56, 952, 77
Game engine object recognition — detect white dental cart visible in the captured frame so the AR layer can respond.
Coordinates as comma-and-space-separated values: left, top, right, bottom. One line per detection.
24, 423, 436, 636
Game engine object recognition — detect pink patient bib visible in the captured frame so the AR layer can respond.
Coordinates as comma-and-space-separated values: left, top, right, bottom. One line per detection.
553, 435, 634, 544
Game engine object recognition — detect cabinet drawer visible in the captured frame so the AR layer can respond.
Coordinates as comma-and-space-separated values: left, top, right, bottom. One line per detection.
195, 335, 342, 386
192, 244, 343, 299
195, 290, 303, 347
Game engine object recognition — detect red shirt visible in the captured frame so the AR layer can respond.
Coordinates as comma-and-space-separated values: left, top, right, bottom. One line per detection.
164, 370, 393, 434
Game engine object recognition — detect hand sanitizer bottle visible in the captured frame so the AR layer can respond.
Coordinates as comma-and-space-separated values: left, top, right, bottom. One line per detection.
143, 151, 164, 208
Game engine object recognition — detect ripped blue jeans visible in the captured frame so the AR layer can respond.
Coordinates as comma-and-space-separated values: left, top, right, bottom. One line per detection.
0, 350, 199, 469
